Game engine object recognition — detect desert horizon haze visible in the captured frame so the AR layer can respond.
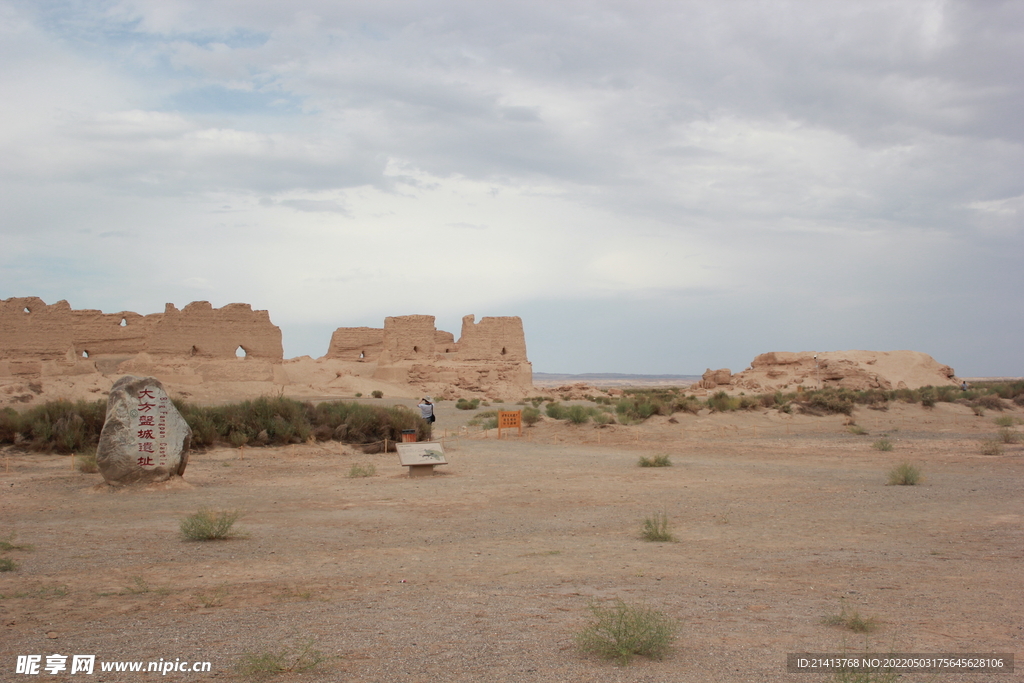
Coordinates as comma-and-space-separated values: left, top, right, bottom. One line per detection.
1, 1, 1022, 376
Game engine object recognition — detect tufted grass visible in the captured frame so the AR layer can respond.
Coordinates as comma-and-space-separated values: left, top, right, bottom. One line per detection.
576, 599, 677, 665
180, 509, 241, 541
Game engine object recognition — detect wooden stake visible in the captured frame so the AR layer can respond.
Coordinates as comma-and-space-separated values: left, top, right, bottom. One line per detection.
71, 453, 75, 471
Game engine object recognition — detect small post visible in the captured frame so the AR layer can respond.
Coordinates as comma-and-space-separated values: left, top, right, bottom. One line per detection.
71, 453, 75, 470
384, 438, 389, 452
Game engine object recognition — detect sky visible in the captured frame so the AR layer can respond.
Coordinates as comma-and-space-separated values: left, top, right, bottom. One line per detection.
1, 0, 1022, 376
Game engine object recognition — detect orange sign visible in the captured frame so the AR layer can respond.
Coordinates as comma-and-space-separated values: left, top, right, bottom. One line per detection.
497, 410, 522, 438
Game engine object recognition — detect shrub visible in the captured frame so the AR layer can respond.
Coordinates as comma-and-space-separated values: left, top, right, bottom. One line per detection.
0, 557, 18, 572
822, 601, 878, 633
872, 438, 893, 452
993, 415, 1017, 427
566, 405, 591, 424
371, 390, 383, 399
347, 463, 376, 478
980, 439, 1002, 455
180, 509, 241, 541
974, 395, 1005, 411
807, 390, 854, 416
706, 391, 739, 413
456, 398, 481, 410
887, 462, 920, 485
236, 640, 326, 677
576, 599, 677, 665
76, 453, 99, 473
999, 428, 1020, 444
638, 454, 671, 468
848, 424, 867, 435
641, 511, 673, 542
593, 412, 616, 425
521, 407, 541, 425
545, 402, 567, 419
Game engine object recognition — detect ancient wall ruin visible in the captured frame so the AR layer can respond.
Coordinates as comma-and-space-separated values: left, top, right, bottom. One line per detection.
325, 327, 385, 361
0, 297, 283, 372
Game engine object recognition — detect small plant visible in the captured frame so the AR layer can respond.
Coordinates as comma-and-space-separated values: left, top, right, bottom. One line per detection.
887, 462, 920, 486
195, 585, 229, 608
822, 600, 878, 633
521, 407, 541, 425
872, 438, 893, 452
76, 453, 99, 473
848, 425, 867, 435
980, 439, 1003, 455
180, 508, 241, 541
641, 511, 674, 542
638, 454, 672, 468
0, 537, 33, 553
993, 415, 1017, 427
998, 427, 1020, 444
576, 599, 677, 664
347, 463, 376, 478
228, 431, 248, 448
354, 392, 362, 398
371, 390, 383, 398
566, 405, 591, 424
0, 557, 18, 572
236, 640, 326, 677
455, 398, 481, 410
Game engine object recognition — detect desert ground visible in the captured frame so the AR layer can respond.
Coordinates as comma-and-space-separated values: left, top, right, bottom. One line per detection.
1, 398, 1022, 682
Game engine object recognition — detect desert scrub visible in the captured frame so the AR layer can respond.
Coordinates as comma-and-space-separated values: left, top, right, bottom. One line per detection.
979, 439, 1002, 455
0, 557, 18, 572
886, 462, 921, 486
180, 509, 241, 541
455, 398, 481, 410
998, 427, 1020, 444
872, 438, 894, 452
822, 600, 878, 633
545, 402, 567, 419
347, 463, 376, 478
576, 599, 677, 665
993, 415, 1018, 427
638, 454, 671, 467
236, 640, 326, 677
0, 399, 107, 453
521, 407, 541, 425
76, 452, 99, 473
847, 424, 867, 435
641, 511, 673, 542
566, 404, 591, 424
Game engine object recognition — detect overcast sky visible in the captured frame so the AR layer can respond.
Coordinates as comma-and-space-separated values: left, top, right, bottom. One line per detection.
2, 1, 1021, 376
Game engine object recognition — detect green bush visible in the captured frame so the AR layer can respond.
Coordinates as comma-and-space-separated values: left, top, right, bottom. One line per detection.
0, 557, 18, 572
641, 511, 673, 542
706, 391, 738, 413
566, 405, 591, 424
638, 454, 671, 468
180, 509, 241, 541
872, 438, 894, 452
370, 390, 383, 399
823, 600, 878, 633
456, 398, 481, 410
0, 399, 107, 453
521, 407, 541, 425
545, 402, 567, 419
886, 462, 920, 485
347, 463, 376, 478
807, 390, 854, 415
576, 600, 677, 664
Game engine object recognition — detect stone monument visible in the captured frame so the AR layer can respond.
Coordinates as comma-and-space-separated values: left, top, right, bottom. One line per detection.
97, 376, 191, 486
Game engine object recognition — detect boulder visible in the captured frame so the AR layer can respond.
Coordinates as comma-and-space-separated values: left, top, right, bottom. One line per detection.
97, 376, 191, 486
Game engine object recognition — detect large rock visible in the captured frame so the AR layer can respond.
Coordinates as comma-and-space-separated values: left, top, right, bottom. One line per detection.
97, 376, 191, 486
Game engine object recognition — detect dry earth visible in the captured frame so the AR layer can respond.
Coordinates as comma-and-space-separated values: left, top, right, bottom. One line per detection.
2, 400, 1022, 682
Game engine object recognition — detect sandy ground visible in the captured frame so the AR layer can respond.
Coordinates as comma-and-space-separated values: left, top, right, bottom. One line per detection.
1, 400, 1022, 682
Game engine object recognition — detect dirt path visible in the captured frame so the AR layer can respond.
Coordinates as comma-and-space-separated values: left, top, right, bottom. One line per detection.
1, 404, 1021, 682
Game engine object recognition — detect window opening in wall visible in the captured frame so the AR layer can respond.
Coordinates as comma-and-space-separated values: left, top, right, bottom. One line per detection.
120, 318, 127, 327
190, 345, 198, 357
501, 347, 507, 355
413, 346, 419, 353
236, 346, 247, 358
359, 351, 365, 359
82, 350, 89, 358
23, 307, 30, 313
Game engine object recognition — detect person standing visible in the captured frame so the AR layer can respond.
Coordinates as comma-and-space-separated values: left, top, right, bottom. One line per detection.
418, 397, 435, 423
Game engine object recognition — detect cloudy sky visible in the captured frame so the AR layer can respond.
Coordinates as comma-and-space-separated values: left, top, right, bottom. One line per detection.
1, 1, 1021, 376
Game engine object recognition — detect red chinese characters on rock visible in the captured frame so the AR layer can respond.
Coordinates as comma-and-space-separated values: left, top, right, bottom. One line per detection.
134, 388, 163, 468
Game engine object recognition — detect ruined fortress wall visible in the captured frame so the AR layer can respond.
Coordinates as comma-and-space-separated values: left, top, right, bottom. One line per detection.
378, 315, 438, 363
325, 327, 384, 361
144, 302, 283, 360
0, 298, 283, 369
0, 297, 158, 360
455, 315, 528, 361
